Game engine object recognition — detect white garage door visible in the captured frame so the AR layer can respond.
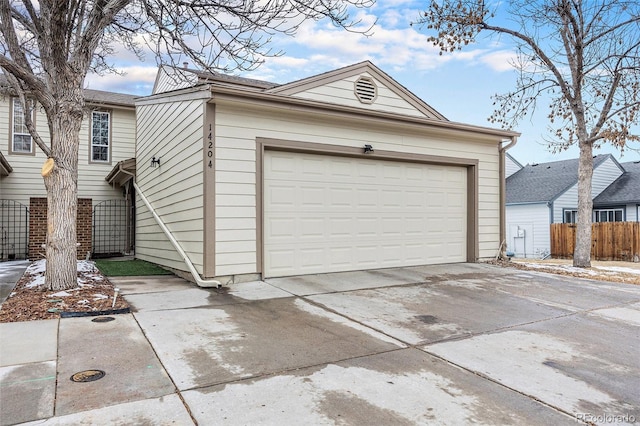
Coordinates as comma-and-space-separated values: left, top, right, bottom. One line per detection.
263, 151, 467, 277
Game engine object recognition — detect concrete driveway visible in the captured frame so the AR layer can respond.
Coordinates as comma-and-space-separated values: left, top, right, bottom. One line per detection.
3, 263, 639, 425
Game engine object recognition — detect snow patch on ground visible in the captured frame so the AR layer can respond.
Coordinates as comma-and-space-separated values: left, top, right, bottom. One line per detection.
594, 266, 640, 275
520, 263, 600, 275
20, 259, 104, 288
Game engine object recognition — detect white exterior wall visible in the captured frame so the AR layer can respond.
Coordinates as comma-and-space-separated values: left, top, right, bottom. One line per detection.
291, 73, 429, 118
505, 203, 550, 258
505, 155, 522, 177
591, 157, 623, 197
0, 97, 135, 205
552, 184, 578, 223
214, 102, 502, 277
135, 94, 208, 273
552, 157, 623, 223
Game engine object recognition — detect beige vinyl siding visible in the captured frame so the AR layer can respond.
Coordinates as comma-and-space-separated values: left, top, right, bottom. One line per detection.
291, 73, 430, 118
214, 102, 501, 276
0, 98, 134, 206
135, 96, 206, 273
153, 66, 198, 94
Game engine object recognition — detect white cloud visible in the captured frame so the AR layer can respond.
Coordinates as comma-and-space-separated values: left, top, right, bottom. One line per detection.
85, 65, 157, 95
479, 50, 518, 72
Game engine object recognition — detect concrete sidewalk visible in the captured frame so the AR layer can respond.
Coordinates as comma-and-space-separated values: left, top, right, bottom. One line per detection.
0, 261, 29, 304
1, 264, 639, 425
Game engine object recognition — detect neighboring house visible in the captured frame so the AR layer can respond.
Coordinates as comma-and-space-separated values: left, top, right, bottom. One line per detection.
126, 61, 519, 282
593, 160, 640, 222
0, 81, 137, 260
505, 154, 640, 258
505, 152, 523, 178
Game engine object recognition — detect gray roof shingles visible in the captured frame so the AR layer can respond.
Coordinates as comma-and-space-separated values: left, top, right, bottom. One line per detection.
593, 160, 640, 205
506, 154, 611, 204
0, 74, 136, 107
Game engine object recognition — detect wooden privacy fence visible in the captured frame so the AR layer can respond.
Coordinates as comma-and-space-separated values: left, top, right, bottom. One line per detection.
551, 222, 640, 261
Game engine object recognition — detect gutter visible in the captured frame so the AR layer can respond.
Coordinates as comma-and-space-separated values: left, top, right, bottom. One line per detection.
498, 136, 518, 258
133, 182, 222, 288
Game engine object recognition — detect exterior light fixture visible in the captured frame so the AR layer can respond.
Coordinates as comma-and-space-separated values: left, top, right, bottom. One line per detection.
363, 144, 374, 154
151, 157, 161, 168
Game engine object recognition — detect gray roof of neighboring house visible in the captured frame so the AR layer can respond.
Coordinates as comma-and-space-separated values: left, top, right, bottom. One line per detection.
0, 74, 136, 107
593, 160, 640, 205
506, 154, 611, 204
83, 89, 136, 107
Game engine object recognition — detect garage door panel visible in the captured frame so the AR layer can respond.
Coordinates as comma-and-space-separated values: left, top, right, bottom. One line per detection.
263, 151, 467, 277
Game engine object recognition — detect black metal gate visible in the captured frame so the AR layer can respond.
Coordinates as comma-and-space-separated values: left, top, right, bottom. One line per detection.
0, 200, 29, 260
92, 199, 134, 258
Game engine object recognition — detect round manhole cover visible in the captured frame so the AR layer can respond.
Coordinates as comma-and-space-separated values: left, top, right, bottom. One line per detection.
70, 370, 105, 383
91, 316, 115, 323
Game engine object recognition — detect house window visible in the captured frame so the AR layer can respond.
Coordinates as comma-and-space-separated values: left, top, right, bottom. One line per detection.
564, 209, 577, 224
91, 111, 110, 163
593, 208, 623, 222
11, 98, 33, 154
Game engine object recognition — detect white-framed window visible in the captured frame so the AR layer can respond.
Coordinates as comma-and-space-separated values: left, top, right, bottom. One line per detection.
563, 209, 577, 224
91, 111, 110, 163
11, 98, 33, 154
593, 208, 624, 222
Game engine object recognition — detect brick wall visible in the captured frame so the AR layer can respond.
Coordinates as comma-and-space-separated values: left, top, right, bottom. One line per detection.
28, 198, 92, 260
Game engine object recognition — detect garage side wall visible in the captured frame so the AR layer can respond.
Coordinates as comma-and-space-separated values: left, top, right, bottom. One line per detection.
135, 95, 208, 273
214, 102, 501, 277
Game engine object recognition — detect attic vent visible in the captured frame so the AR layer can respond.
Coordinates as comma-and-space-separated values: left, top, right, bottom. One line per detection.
354, 76, 377, 104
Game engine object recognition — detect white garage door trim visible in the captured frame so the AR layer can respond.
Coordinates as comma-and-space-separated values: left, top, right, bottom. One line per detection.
256, 138, 478, 277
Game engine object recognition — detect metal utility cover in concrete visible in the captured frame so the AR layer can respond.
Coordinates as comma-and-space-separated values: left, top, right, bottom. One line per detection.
55, 314, 174, 416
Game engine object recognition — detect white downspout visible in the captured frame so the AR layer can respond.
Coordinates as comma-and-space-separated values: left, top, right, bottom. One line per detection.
133, 182, 222, 288
498, 136, 518, 259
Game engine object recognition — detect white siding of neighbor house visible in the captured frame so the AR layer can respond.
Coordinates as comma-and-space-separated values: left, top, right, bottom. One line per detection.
0, 97, 135, 206
290, 73, 430, 118
591, 157, 624, 197
505, 203, 550, 258
135, 95, 207, 274
552, 157, 624, 223
630, 205, 639, 222
214, 102, 502, 277
552, 184, 578, 223
505, 154, 522, 177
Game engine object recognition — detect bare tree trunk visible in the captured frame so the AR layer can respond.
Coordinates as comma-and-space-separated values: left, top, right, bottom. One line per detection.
573, 141, 593, 268
43, 96, 83, 291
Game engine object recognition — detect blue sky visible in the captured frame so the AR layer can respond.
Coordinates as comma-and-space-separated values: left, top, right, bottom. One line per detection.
85, 0, 640, 165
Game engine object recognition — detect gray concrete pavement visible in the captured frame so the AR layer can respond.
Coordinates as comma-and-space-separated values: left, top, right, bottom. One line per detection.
0, 261, 29, 304
1, 264, 639, 425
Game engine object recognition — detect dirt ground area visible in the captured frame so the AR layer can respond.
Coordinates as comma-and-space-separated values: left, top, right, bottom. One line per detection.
492, 258, 640, 285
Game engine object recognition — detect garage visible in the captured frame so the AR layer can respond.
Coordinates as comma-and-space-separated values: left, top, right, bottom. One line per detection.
135, 61, 519, 283
263, 150, 468, 277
